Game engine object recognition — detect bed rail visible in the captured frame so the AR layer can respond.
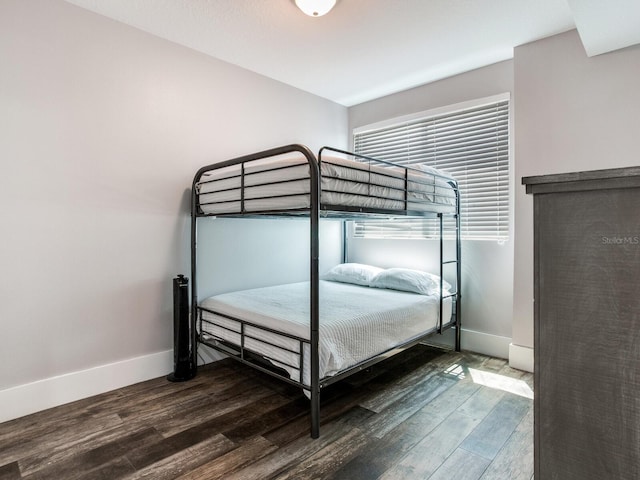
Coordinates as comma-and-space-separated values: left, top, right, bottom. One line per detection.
196, 300, 459, 391
193, 145, 458, 219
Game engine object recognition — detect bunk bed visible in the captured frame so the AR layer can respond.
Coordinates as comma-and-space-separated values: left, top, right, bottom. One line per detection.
190, 144, 461, 438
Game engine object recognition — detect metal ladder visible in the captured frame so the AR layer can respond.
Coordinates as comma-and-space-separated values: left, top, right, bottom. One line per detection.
438, 211, 462, 351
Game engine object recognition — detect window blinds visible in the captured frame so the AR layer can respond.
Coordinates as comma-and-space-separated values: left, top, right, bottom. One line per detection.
353, 99, 510, 240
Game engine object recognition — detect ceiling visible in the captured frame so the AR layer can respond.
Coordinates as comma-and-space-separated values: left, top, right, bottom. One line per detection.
64, 0, 640, 106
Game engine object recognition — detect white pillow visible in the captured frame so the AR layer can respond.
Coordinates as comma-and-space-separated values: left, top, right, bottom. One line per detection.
321, 263, 383, 287
370, 267, 451, 295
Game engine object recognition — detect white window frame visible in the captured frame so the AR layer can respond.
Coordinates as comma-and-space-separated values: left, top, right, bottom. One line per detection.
351, 93, 511, 242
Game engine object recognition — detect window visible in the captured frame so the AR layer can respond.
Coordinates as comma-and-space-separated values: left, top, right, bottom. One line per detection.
352, 94, 510, 241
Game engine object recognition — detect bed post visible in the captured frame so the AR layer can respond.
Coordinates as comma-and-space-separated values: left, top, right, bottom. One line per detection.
439, 213, 445, 335
342, 220, 349, 263
190, 181, 199, 375
454, 187, 462, 352
307, 147, 321, 439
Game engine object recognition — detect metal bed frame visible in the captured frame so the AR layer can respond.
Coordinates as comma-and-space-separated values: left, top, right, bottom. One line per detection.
190, 144, 461, 438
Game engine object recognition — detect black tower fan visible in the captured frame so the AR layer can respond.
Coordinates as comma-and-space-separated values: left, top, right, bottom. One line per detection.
167, 274, 196, 382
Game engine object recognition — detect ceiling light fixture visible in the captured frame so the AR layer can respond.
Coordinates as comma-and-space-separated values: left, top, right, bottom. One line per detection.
295, 0, 337, 17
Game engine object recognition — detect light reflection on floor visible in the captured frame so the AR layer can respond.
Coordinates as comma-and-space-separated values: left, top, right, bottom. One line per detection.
443, 363, 534, 399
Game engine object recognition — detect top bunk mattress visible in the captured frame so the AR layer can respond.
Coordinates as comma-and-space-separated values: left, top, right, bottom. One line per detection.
198, 280, 453, 387
195, 154, 457, 216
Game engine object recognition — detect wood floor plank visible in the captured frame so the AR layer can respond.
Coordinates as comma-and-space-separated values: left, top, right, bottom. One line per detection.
222, 412, 366, 480
330, 411, 432, 480
478, 356, 508, 373
378, 410, 483, 479
19, 423, 161, 477
151, 382, 277, 438
0, 413, 124, 467
222, 396, 310, 443
331, 370, 484, 480
261, 385, 370, 447
175, 436, 277, 480
115, 384, 206, 420
456, 383, 506, 421
73, 456, 136, 480
479, 406, 534, 480
364, 372, 457, 438
0, 389, 125, 445
22, 427, 163, 480
96, 362, 242, 424
125, 392, 288, 470
411, 374, 481, 423
427, 448, 491, 480
373, 349, 501, 438
273, 427, 369, 480
459, 393, 531, 461
125, 433, 236, 480
360, 350, 462, 413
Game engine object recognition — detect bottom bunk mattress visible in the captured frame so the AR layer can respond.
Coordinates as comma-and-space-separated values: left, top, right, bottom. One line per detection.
198, 280, 452, 389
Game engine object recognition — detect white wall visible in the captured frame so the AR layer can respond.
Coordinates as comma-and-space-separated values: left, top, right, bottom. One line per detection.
0, 0, 347, 421
197, 218, 343, 300
348, 61, 514, 359
512, 30, 640, 363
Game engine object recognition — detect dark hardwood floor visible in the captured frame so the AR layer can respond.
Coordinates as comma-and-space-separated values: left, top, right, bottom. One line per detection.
0, 345, 533, 479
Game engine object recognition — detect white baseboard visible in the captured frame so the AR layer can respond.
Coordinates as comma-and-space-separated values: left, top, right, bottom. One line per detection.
0, 349, 174, 424
509, 343, 534, 372
428, 328, 511, 360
